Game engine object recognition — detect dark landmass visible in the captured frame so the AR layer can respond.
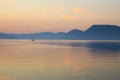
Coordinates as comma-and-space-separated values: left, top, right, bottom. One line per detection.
0, 25, 120, 40
0, 33, 16, 39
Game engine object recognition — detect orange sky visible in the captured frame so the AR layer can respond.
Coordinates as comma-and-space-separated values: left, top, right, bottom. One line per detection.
0, 0, 120, 33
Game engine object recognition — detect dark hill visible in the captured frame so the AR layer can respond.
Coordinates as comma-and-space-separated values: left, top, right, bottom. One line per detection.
64, 29, 83, 39
0, 33, 16, 39
0, 24, 120, 40
84, 25, 120, 40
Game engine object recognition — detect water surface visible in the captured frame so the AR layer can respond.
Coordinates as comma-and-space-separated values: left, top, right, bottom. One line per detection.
0, 40, 120, 80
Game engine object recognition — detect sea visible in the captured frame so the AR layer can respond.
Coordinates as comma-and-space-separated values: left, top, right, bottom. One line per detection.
0, 40, 120, 80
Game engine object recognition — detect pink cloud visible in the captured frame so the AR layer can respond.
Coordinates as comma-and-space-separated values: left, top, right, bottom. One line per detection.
61, 15, 78, 20
73, 8, 93, 17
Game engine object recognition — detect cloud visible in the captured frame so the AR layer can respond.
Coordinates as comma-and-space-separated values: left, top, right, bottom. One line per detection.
73, 8, 93, 17
61, 15, 78, 20
56, 8, 93, 20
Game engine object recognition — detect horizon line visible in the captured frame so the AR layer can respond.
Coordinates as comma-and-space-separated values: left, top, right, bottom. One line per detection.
0, 24, 120, 34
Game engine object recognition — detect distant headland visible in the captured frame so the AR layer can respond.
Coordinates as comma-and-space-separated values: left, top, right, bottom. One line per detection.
0, 25, 120, 40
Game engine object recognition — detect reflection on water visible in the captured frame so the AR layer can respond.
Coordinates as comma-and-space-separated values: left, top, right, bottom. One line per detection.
86, 42, 120, 51
0, 40, 120, 80
39, 41, 120, 51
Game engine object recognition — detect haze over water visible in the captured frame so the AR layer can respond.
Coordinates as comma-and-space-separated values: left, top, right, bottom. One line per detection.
0, 40, 120, 80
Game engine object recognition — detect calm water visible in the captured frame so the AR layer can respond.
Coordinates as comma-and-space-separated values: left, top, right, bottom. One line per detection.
0, 40, 120, 80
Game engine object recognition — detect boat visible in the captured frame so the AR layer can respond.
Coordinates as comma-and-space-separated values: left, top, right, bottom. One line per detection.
31, 39, 35, 41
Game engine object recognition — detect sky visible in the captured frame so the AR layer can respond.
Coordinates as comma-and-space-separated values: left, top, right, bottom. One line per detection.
0, 0, 120, 33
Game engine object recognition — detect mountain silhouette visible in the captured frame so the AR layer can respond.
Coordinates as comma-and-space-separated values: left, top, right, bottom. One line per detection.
0, 24, 120, 40
64, 29, 83, 39
83, 25, 120, 40
0, 33, 16, 39
11, 32, 66, 39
